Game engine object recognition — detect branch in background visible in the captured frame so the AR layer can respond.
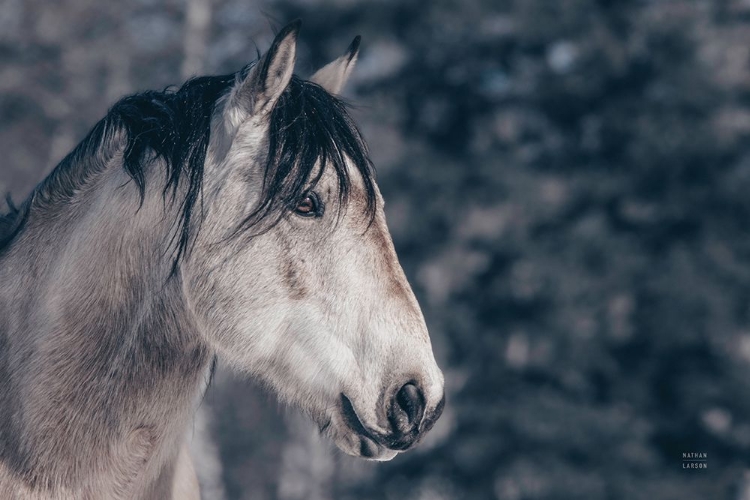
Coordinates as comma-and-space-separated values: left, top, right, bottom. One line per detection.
182, 0, 212, 79
190, 405, 227, 500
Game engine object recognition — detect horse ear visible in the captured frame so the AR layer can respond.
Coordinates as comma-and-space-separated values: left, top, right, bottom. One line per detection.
310, 36, 361, 95
234, 20, 300, 116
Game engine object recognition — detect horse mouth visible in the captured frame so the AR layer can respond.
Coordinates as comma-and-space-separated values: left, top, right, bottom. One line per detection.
340, 393, 376, 441
339, 393, 394, 459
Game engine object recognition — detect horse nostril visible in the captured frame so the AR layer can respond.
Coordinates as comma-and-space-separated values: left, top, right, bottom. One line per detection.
396, 383, 423, 425
384, 382, 433, 450
390, 382, 425, 437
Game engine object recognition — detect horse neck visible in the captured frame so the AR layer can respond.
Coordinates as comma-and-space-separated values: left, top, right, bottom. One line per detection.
0, 153, 211, 488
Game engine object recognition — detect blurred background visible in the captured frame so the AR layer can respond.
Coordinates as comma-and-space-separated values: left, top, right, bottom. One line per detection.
2, 0, 750, 498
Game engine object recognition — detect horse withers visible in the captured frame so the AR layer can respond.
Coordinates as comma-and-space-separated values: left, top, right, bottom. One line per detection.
0, 21, 444, 499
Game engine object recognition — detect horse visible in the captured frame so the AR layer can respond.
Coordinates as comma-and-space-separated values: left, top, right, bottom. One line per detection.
0, 20, 445, 500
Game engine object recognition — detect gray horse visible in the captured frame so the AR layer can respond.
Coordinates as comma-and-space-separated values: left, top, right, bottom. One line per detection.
0, 21, 445, 499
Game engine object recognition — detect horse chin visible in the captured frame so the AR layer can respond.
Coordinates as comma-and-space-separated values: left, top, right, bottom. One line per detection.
328, 426, 399, 462
317, 407, 398, 461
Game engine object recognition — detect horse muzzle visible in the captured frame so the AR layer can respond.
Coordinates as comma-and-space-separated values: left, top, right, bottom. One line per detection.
339, 380, 446, 458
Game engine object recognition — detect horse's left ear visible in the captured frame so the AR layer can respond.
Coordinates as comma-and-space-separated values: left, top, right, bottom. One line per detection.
310, 36, 361, 95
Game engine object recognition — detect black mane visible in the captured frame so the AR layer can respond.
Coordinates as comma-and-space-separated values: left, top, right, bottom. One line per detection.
0, 69, 376, 272
245, 74, 377, 231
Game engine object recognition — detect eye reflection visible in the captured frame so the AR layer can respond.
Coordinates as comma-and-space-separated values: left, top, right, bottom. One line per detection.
294, 192, 322, 217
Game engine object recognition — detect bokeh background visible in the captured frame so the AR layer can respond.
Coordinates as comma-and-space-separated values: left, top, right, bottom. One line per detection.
2, 0, 750, 499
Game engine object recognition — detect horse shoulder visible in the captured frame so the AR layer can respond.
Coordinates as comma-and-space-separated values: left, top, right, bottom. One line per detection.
105, 425, 168, 500
117, 431, 200, 500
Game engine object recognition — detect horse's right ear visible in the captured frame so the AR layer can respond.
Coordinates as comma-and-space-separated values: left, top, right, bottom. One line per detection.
310, 35, 361, 95
230, 20, 300, 119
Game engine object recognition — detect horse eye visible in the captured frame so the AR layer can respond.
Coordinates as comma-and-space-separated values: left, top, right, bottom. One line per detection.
294, 192, 322, 217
